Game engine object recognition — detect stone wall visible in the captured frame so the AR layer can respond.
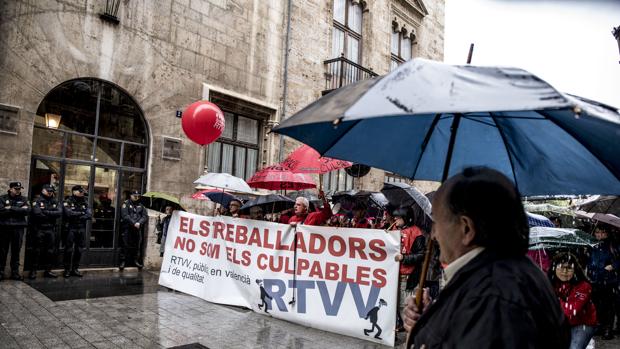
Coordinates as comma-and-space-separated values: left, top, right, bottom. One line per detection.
0, 0, 287, 197
281, 0, 446, 192
0, 0, 444, 271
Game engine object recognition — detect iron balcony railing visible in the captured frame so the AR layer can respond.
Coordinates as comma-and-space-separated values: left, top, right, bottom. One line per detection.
323, 55, 378, 93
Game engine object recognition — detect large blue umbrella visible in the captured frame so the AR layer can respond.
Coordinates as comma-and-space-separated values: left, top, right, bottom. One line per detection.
273, 59, 620, 195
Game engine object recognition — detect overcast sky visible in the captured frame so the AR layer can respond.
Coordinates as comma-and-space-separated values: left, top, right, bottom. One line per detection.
444, 0, 620, 108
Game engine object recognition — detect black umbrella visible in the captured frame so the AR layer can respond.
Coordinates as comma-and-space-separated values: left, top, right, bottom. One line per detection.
331, 190, 387, 218
577, 195, 620, 216
240, 194, 294, 214
381, 182, 432, 218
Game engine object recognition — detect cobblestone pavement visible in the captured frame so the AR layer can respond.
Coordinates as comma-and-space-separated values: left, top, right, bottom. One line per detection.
1, 273, 619, 349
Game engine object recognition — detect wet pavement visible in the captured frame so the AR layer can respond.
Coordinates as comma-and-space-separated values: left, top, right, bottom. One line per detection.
1, 271, 618, 348
0, 271, 395, 349
24, 269, 164, 302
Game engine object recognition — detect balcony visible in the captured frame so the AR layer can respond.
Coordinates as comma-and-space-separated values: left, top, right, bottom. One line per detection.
323, 55, 378, 94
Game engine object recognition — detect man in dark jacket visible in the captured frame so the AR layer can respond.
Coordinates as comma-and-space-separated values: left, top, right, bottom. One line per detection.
587, 226, 619, 340
119, 190, 148, 270
29, 184, 62, 279
0, 181, 31, 280
62, 185, 92, 278
157, 205, 174, 257
403, 167, 570, 348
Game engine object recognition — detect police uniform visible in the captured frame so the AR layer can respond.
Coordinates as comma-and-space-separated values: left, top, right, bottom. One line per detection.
119, 190, 148, 270
29, 184, 62, 279
62, 185, 92, 277
0, 181, 31, 280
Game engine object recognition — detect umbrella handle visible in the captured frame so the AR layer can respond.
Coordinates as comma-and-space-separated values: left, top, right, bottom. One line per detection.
406, 236, 434, 347
319, 174, 323, 191
384, 221, 397, 233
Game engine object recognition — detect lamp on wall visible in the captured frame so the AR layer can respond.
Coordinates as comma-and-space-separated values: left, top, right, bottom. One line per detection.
613, 26, 620, 64
45, 113, 62, 129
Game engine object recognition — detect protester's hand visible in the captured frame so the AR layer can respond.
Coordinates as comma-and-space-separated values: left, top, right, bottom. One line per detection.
605, 264, 614, 271
403, 288, 431, 333
290, 222, 298, 227
134, 223, 140, 229
394, 253, 403, 262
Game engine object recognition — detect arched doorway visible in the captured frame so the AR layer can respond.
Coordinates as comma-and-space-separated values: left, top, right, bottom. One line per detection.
29, 78, 149, 267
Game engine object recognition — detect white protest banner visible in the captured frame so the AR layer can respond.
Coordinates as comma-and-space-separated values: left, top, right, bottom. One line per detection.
159, 211, 400, 346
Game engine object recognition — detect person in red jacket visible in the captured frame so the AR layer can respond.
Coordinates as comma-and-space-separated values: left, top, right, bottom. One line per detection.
351, 202, 373, 229
548, 252, 597, 349
393, 207, 422, 331
287, 190, 331, 226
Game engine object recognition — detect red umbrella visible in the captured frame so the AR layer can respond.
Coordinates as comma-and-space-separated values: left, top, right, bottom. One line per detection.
247, 164, 316, 190
281, 145, 352, 174
191, 189, 218, 200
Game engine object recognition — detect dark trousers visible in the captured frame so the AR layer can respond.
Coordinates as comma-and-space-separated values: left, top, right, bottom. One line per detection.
593, 283, 618, 331
30, 228, 56, 271
63, 227, 85, 271
0, 227, 24, 273
120, 227, 142, 264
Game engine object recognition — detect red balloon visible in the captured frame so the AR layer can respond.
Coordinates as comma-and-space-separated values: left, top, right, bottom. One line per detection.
181, 101, 225, 145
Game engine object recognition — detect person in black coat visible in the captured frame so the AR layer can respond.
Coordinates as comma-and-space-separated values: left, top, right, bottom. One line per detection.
119, 190, 148, 270
403, 167, 570, 348
62, 185, 92, 277
0, 181, 31, 280
587, 226, 619, 340
29, 184, 62, 279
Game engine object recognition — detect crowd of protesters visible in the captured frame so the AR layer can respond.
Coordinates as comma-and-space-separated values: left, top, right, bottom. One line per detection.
194, 168, 620, 348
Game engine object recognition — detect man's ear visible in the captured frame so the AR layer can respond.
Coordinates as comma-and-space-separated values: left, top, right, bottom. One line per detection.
459, 215, 477, 246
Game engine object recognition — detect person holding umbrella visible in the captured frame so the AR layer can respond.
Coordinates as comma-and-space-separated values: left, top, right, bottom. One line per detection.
549, 252, 597, 349
287, 190, 331, 227
249, 206, 264, 221
402, 167, 569, 348
224, 199, 242, 218
351, 202, 373, 229
157, 205, 174, 257
392, 207, 422, 331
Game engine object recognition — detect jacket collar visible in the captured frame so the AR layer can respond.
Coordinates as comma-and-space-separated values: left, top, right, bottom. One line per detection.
410, 249, 500, 337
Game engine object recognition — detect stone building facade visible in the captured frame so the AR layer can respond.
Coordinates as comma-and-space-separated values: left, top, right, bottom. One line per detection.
0, 0, 444, 270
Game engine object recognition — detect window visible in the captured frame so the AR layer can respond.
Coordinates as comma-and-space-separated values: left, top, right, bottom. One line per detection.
385, 172, 408, 184
206, 113, 260, 180
391, 25, 416, 70
332, 0, 363, 63
322, 169, 354, 193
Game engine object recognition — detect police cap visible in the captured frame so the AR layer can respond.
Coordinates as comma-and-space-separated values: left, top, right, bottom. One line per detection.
9, 181, 23, 189
42, 184, 56, 192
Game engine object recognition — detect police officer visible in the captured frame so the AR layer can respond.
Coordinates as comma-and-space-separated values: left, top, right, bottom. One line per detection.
119, 190, 147, 271
29, 184, 62, 279
62, 185, 92, 278
0, 181, 31, 281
